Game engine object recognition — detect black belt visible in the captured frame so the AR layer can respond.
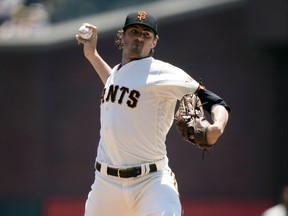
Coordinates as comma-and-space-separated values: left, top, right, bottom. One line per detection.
95, 162, 157, 178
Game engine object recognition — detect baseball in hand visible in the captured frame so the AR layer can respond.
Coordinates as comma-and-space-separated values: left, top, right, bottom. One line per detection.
78, 25, 92, 39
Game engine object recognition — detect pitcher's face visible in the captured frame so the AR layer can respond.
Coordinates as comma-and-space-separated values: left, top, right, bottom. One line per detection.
122, 25, 158, 59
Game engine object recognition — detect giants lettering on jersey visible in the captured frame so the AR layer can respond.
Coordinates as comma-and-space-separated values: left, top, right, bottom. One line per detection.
101, 84, 140, 108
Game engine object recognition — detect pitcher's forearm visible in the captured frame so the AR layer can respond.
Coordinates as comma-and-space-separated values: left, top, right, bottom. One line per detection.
87, 51, 112, 84
206, 105, 229, 144
211, 105, 229, 133
76, 24, 111, 84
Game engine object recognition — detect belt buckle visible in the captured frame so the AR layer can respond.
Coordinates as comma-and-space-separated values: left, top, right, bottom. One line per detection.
117, 167, 141, 178
117, 168, 130, 178
117, 169, 121, 177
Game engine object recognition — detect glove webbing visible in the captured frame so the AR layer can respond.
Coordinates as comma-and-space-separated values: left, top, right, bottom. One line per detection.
184, 95, 210, 160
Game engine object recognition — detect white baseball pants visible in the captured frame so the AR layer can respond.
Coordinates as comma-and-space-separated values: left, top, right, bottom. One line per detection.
84, 167, 182, 216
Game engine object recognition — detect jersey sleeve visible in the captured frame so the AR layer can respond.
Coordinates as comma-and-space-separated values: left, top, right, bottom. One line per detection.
153, 62, 199, 100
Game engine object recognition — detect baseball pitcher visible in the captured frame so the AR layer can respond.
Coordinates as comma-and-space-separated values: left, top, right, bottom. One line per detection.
76, 11, 230, 216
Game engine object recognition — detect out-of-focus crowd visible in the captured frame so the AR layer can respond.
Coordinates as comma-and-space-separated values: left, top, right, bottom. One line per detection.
0, 0, 52, 39
0, 0, 155, 40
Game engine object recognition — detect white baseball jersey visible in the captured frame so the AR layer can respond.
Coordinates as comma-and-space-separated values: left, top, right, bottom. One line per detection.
96, 57, 199, 166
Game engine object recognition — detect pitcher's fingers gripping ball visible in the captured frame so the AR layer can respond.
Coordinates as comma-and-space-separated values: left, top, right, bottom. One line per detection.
78, 25, 93, 39
174, 94, 214, 152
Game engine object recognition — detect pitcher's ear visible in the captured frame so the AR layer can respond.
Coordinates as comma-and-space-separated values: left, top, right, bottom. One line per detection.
152, 38, 158, 48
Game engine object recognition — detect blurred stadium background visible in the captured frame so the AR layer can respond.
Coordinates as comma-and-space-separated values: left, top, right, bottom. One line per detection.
0, 0, 287, 215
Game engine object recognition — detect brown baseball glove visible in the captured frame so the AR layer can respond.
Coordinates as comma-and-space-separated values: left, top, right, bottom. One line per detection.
174, 93, 214, 151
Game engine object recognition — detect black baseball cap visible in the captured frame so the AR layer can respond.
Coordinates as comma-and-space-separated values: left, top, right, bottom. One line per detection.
123, 11, 158, 35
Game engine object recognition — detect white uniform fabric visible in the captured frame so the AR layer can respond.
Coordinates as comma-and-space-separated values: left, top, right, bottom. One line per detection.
85, 167, 181, 216
85, 57, 199, 216
96, 57, 199, 166
261, 204, 287, 216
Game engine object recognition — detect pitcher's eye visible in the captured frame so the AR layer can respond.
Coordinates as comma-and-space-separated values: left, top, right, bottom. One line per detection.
142, 31, 152, 39
130, 28, 139, 35
127, 27, 153, 39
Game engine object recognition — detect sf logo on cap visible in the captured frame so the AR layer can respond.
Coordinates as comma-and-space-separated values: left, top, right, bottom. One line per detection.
137, 11, 147, 21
